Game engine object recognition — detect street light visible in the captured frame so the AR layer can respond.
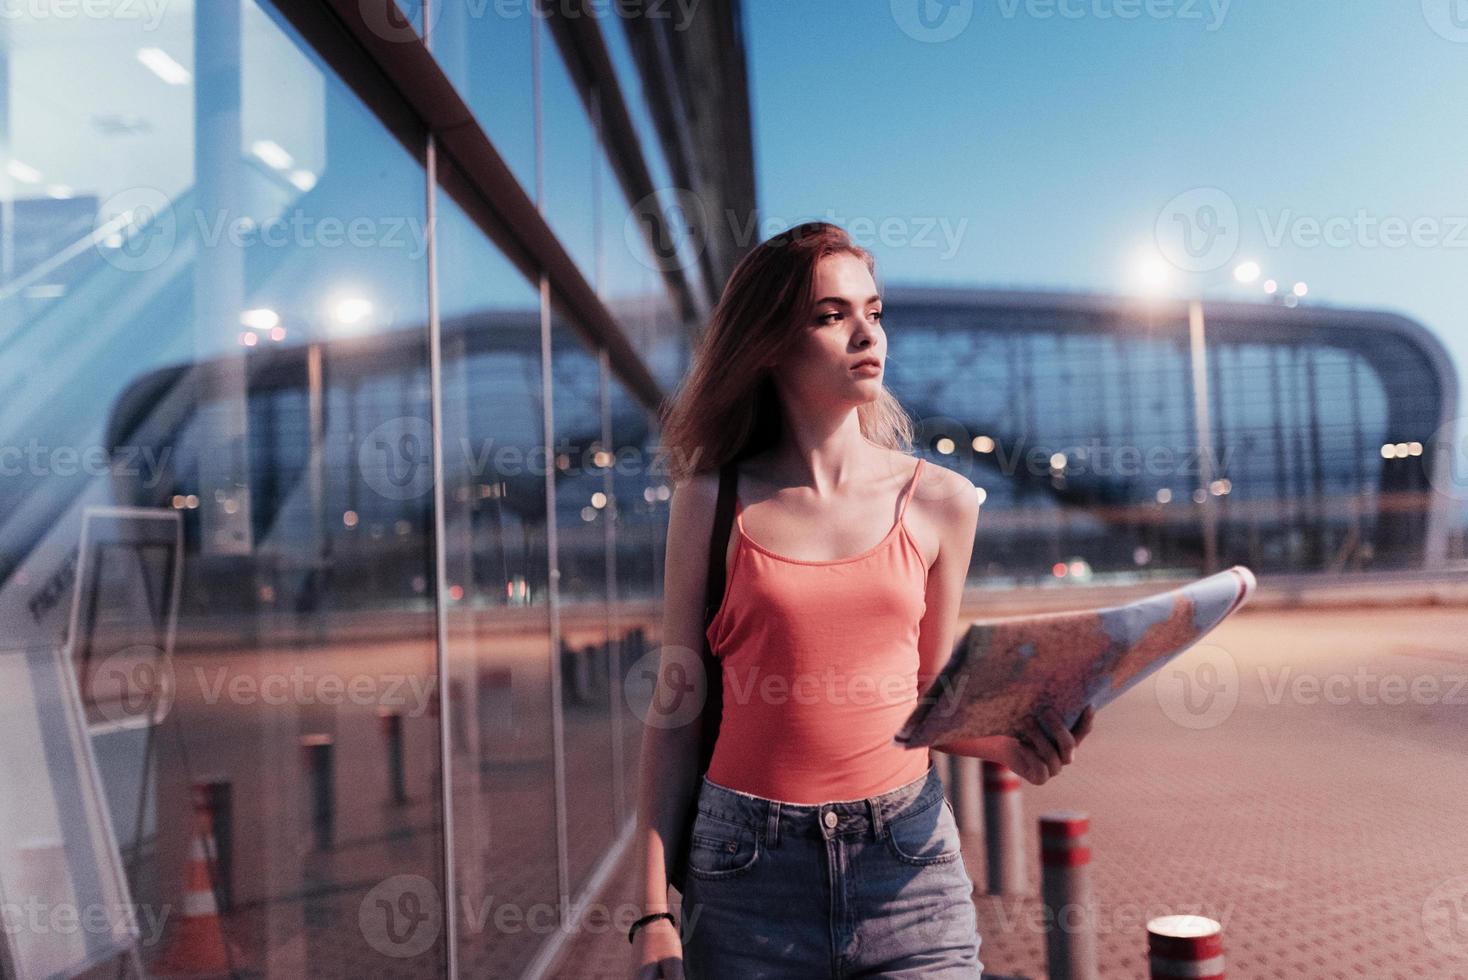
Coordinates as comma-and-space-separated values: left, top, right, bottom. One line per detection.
1130, 253, 1267, 574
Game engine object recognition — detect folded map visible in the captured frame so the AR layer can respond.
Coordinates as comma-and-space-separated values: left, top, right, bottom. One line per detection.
892, 565, 1258, 747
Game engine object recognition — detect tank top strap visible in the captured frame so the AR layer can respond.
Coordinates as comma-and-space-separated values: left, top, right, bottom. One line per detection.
897, 458, 924, 522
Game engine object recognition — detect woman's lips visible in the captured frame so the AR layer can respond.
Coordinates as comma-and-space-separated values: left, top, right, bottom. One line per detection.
852, 361, 882, 375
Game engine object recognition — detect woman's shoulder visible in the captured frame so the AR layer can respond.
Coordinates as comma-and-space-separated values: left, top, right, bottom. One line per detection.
896, 452, 980, 527
670, 466, 723, 511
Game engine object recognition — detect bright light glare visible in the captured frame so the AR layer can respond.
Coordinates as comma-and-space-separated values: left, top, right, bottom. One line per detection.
332, 296, 373, 326
1135, 251, 1173, 296
137, 47, 191, 85
1233, 261, 1260, 284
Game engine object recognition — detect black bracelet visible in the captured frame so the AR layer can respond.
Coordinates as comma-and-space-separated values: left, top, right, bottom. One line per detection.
628, 911, 676, 944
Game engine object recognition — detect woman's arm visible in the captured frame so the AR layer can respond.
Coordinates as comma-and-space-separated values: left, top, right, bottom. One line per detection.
913, 465, 982, 717
630, 473, 719, 977
913, 467, 1094, 785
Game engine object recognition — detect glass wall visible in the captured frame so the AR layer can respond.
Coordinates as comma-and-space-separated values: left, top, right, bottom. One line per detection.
608, 378, 666, 825
434, 2, 537, 196
600, 13, 712, 312
0, 0, 451, 973
540, 34, 600, 285
435, 177, 559, 976
0, 1, 689, 977
548, 312, 617, 899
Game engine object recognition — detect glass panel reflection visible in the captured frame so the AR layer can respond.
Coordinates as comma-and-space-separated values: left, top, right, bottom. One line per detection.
0, 2, 444, 974
550, 314, 617, 900
541, 43, 598, 285
434, 179, 561, 976
608, 379, 664, 826
434, 1, 537, 196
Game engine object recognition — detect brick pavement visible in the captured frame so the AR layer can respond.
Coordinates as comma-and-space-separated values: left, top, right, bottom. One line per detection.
550, 607, 1468, 978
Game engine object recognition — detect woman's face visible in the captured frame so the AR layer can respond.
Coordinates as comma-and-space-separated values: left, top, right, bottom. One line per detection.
774, 253, 886, 406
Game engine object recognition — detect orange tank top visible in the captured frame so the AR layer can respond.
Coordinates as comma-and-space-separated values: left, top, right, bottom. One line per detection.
703, 458, 933, 804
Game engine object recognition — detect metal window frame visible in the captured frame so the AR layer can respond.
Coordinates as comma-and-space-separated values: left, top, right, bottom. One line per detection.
271, 0, 668, 412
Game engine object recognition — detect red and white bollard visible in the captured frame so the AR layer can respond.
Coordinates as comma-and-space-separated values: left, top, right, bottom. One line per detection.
1147, 914, 1224, 979
1039, 810, 1098, 980
982, 760, 1025, 894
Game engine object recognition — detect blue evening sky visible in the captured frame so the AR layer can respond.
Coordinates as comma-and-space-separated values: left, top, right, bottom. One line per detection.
743, 0, 1468, 389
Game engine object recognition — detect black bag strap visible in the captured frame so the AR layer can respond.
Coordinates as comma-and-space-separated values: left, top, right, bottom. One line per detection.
703, 461, 739, 625
694, 461, 738, 774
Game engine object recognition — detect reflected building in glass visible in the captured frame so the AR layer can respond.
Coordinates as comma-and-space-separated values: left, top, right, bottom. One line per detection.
0, 1, 753, 977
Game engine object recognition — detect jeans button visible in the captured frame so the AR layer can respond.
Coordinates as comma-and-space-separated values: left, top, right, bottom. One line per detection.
823, 810, 838, 829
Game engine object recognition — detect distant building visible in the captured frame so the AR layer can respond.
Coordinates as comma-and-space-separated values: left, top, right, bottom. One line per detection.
881, 286, 1458, 578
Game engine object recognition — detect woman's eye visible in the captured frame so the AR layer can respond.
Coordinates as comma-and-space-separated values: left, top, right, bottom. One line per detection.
819, 311, 841, 324
871, 310, 883, 321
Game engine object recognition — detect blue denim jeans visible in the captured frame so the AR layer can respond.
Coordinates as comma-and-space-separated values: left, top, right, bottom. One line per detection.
678, 761, 984, 978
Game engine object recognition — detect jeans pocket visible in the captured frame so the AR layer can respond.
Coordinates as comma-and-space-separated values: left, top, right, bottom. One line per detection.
687, 809, 761, 880
884, 796, 963, 866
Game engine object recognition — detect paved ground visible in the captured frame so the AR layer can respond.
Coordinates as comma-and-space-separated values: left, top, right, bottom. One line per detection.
552, 605, 1468, 978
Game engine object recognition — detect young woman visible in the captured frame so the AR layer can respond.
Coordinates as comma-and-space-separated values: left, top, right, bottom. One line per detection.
631, 222, 1094, 979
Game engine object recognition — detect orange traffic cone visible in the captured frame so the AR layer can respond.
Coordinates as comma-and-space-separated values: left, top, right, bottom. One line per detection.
152, 784, 238, 976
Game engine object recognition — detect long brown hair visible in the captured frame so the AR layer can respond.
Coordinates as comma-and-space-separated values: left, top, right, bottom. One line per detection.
656, 221, 915, 484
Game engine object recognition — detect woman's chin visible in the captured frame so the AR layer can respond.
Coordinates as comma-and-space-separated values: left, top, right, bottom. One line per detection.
845, 378, 884, 403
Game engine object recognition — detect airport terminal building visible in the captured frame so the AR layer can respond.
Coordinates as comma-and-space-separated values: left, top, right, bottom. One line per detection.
0, 2, 1458, 978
